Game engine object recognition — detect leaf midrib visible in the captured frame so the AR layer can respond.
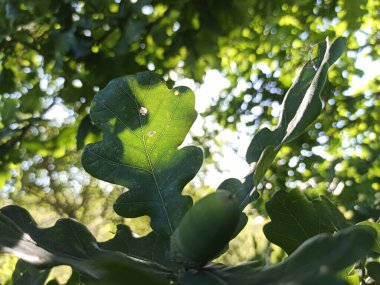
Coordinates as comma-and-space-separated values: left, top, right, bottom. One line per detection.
131, 79, 174, 234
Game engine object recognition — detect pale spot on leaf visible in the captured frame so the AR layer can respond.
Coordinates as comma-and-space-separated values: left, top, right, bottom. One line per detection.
174, 90, 180, 96
148, 130, 156, 137
139, 107, 148, 116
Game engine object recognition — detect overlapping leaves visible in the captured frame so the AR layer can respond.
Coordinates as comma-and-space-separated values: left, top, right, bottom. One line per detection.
0, 205, 170, 283
2, 36, 375, 285
246, 37, 346, 186
218, 37, 347, 208
263, 189, 348, 254
178, 226, 376, 285
0, 204, 376, 284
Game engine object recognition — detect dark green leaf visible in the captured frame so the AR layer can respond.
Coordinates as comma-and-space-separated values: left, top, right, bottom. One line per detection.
12, 260, 50, 285
245, 37, 346, 188
82, 71, 203, 237
303, 276, 348, 285
327, 37, 348, 66
357, 221, 380, 254
313, 196, 348, 231
0, 205, 168, 279
89, 255, 170, 285
245, 128, 274, 168
366, 262, 380, 282
179, 270, 226, 285
115, 20, 146, 54
0, 68, 16, 93
263, 189, 348, 254
0, 205, 102, 278
65, 271, 83, 285
99, 224, 174, 269
46, 280, 60, 285
0, 98, 18, 125
179, 226, 374, 285
252, 146, 278, 186
76, 115, 101, 150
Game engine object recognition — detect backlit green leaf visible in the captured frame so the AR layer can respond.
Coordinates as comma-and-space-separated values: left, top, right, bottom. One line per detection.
246, 37, 346, 186
82, 71, 203, 237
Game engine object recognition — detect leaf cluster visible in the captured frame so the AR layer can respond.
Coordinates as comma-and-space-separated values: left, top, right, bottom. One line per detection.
2, 37, 380, 284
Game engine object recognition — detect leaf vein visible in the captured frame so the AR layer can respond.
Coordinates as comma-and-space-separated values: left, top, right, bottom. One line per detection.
97, 100, 142, 141
88, 149, 151, 174
131, 79, 174, 234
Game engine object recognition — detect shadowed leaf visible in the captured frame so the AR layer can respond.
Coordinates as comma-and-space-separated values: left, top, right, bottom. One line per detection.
179, 226, 375, 285
357, 221, 380, 254
263, 189, 348, 254
366, 262, 380, 282
89, 255, 170, 285
0, 205, 169, 280
12, 260, 50, 285
99, 224, 174, 269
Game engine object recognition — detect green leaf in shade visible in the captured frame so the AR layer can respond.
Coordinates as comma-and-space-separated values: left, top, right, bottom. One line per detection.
178, 226, 375, 285
46, 280, 60, 285
252, 146, 278, 186
245, 128, 274, 164
357, 221, 380, 254
89, 255, 170, 285
65, 271, 83, 285
0, 68, 16, 93
0, 205, 169, 280
313, 196, 348, 231
302, 276, 349, 285
76, 115, 101, 150
12, 260, 50, 285
115, 20, 146, 55
263, 189, 348, 254
0, 205, 102, 278
82, 71, 203, 237
179, 270, 225, 285
366, 262, 380, 282
0, 98, 18, 125
245, 37, 346, 187
99, 224, 174, 269
52, 31, 76, 70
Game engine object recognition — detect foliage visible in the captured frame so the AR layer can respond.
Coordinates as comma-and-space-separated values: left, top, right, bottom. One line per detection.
1, 37, 380, 284
0, 0, 379, 284
263, 189, 348, 255
1, 0, 378, 229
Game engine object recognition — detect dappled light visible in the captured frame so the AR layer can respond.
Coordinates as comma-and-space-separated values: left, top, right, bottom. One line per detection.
0, 0, 379, 283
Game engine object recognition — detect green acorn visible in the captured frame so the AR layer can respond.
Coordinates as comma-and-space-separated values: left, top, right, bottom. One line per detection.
170, 190, 240, 268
